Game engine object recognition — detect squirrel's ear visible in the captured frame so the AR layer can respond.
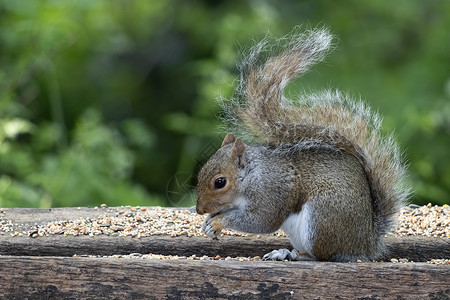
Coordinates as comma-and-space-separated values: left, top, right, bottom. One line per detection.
221, 133, 235, 147
232, 138, 247, 168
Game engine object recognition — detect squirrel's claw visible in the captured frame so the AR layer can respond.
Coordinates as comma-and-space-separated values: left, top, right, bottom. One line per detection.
263, 249, 294, 261
204, 223, 218, 239
202, 215, 225, 239
262, 249, 315, 261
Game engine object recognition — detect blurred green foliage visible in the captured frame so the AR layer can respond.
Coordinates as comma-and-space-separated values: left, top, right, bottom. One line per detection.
0, 0, 448, 207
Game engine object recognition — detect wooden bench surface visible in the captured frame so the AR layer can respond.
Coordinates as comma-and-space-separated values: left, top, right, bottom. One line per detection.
0, 206, 449, 299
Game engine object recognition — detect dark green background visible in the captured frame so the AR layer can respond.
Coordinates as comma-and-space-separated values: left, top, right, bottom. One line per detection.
0, 0, 449, 208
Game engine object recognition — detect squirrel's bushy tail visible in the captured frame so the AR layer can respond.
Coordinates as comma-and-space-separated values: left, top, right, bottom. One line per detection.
222, 26, 410, 240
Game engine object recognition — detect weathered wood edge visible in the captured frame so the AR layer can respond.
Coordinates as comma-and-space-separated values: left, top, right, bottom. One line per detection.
0, 256, 448, 299
0, 234, 449, 262
0, 207, 449, 261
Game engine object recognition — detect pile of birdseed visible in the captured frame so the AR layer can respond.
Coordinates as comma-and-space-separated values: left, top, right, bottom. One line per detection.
28, 207, 206, 238
1, 204, 449, 239
394, 204, 449, 238
23, 206, 253, 238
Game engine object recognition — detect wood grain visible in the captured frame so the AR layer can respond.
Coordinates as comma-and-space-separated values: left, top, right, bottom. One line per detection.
0, 233, 449, 262
0, 256, 448, 299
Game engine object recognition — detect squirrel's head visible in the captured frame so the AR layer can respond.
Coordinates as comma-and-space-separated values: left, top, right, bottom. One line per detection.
196, 133, 247, 215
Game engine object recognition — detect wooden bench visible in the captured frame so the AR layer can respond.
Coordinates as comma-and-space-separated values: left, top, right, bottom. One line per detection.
0, 207, 449, 299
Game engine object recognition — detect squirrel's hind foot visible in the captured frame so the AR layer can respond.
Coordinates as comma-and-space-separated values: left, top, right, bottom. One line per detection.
262, 249, 315, 261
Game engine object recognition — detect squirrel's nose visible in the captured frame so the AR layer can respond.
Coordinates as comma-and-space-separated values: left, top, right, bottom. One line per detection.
196, 203, 204, 215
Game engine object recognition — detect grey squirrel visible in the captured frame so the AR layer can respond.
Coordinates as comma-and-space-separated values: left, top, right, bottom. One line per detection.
195, 27, 410, 262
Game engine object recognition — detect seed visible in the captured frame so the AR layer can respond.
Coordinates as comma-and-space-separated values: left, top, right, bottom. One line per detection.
29, 230, 39, 238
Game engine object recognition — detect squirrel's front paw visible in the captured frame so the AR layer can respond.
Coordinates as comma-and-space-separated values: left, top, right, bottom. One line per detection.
202, 215, 225, 239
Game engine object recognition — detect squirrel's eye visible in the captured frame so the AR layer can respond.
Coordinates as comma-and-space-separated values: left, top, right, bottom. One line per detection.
214, 177, 227, 189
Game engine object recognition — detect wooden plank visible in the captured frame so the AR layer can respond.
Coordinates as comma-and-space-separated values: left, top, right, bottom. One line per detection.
0, 207, 449, 261
0, 207, 449, 298
386, 235, 450, 261
0, 256, 448, 299
0, 234, 449, 262
0, 234, 290, 258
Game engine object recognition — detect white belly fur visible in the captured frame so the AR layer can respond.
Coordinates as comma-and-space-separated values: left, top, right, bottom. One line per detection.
280, 202, 314, 256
